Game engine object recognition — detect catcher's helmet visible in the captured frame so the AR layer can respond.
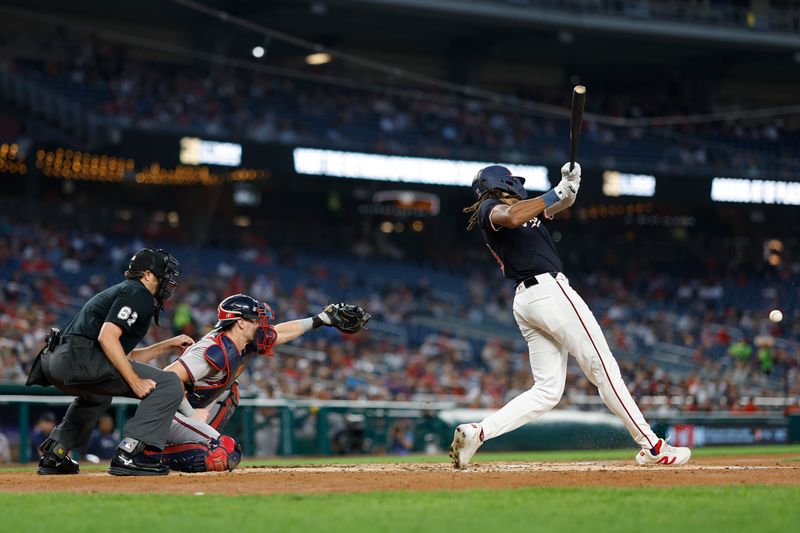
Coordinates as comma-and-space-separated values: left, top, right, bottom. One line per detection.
215, 294, 274, 329
126, 248, 180, 306
471, 165, 527, 200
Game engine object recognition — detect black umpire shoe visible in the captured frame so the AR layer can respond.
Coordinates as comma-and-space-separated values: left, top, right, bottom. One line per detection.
36, 439, 79, 475
37, 453, 80, 475
108, 442, 169, 476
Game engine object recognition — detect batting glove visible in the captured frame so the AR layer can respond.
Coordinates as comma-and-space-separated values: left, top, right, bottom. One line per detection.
553, 178, 572, 200
554, 177, 580, 199
561, 162, 581, 181
568, 177, 581, 197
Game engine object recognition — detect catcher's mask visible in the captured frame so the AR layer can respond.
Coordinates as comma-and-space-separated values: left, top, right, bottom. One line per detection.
215, 294, 276, 355
126, 248, 180, 324
471, 165, 527, 200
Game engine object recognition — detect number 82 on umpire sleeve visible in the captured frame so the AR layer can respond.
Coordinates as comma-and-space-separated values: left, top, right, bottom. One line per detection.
117, 306, 138, 327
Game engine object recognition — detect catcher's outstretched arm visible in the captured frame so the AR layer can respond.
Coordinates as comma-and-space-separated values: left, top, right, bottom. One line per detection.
272, 303, 371, 347
272, 320, 311, 346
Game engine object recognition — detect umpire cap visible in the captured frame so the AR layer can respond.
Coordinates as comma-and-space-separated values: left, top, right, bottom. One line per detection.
472, 165, 528, 200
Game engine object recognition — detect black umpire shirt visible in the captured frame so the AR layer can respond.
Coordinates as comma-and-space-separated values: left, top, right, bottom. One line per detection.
60, 279, 155, 353
477, 198, 564, 284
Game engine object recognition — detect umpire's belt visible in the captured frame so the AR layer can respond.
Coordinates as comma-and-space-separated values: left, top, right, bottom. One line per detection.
59, 334, 97, 348
519, 272, 560, 290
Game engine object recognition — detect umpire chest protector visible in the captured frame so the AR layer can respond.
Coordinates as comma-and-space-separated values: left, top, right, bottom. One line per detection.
186, 331, 255, 409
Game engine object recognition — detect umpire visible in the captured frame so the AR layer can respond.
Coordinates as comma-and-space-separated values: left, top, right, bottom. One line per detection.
26, 248, 192, 476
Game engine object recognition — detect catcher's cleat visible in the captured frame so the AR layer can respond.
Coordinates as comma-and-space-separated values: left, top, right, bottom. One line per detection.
449, 423, 484, 469
36, 439, 79, 475
635, 438, 691, 466
109, 439, 169, 476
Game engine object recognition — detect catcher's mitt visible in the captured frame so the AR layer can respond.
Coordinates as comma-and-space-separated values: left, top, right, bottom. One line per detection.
322, 303, 371, 334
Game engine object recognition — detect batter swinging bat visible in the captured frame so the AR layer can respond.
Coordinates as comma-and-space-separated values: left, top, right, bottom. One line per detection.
569, 85, 586, 171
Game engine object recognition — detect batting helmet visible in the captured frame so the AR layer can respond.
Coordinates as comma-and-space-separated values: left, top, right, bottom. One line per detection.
471, 165, 527, 200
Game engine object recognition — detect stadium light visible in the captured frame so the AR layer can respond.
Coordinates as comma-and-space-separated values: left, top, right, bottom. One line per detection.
179, 137, 242, 166
305, 52, 332, 65
293, 147, 551, 191
710, 177, 800, 205
602, 171, 656, 197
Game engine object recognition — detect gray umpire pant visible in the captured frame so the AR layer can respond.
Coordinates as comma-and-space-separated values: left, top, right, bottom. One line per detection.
40, 336, 183, 451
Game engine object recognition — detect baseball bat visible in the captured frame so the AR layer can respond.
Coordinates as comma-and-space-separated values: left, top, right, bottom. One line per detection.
569, 85, 586, 171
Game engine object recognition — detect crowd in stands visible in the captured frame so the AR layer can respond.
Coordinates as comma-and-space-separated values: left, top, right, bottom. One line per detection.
495, 0, 800, 34
3, 28, 800, 177
1, 206, 798, 419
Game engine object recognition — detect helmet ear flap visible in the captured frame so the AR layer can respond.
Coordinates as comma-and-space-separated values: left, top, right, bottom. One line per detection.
473, 177, 489, 198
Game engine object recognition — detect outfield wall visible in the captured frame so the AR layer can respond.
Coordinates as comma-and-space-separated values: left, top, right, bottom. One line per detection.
2, 387, 798, 462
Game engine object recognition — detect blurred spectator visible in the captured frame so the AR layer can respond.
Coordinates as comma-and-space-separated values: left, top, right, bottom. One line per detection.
728, 339, 753, 363
388, 420, 414, 455
254, 408, 281, 457
28, 412, 56, 461
0, 430, 10, 464
330, 415, 366, 455
85, 414, 117, 460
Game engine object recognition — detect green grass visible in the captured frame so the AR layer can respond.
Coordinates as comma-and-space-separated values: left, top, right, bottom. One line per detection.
1, 486, 799, 533
3, 443, 799, 472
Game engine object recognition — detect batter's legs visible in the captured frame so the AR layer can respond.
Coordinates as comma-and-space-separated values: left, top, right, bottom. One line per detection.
548, 278, 659, 449
452, 273, 690, 468
480, 319, 568, 440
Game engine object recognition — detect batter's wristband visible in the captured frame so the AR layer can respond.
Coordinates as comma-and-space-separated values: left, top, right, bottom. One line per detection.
312, 315, 325, 329
542, 188, 560, 208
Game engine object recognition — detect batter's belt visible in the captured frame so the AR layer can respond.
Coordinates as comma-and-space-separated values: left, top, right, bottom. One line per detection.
518, 271, 560, 289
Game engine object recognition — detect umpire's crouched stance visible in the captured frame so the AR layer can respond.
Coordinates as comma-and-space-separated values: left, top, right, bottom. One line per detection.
26, 248, 193, 476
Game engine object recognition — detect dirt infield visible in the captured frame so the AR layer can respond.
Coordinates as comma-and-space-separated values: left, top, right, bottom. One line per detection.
1, 454, 798, 495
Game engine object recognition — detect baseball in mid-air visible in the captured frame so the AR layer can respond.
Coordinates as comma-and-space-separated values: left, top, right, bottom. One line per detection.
769, 310, 783, 323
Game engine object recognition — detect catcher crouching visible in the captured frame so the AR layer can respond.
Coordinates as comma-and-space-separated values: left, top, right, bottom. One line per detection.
151, 294, 370, 472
